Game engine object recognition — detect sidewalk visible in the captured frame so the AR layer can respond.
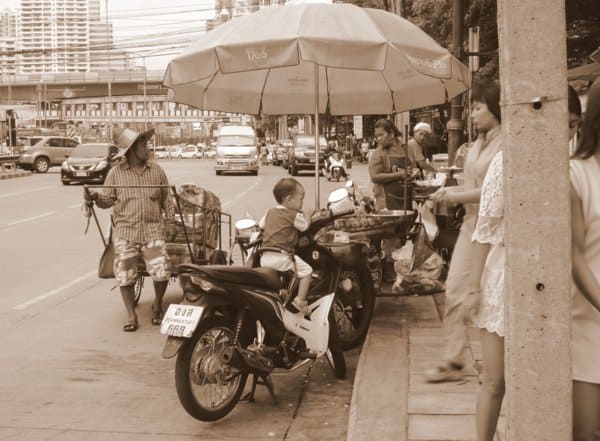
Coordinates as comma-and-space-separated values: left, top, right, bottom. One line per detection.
347, 285, 505, 441
0, 169, 31, 180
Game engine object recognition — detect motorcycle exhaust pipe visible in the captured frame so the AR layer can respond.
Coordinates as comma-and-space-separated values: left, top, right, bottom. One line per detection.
221, 346, 275, 376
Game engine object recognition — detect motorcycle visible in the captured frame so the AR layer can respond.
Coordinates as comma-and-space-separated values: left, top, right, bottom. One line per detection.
323, 152, 347, 182
228, 182, 380, 351
160, 188, 354, 422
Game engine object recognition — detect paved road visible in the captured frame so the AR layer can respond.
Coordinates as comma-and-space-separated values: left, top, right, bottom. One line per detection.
0, 160, 371, 441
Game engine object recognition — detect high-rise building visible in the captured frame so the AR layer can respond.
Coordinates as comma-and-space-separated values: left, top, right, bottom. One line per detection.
0, 9, 18, 75
17, 0, 123, 73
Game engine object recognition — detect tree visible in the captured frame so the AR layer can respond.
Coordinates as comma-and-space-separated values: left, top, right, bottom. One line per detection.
341, 0, 600, 80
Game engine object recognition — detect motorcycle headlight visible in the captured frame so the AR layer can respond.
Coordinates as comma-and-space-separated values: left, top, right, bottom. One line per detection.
94, 160, 108, 171
190, 276, 215, 292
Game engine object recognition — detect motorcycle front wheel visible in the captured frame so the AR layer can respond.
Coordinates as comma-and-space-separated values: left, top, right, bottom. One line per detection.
326, 312, 347, 379
175, 316, 248, 422
334, 268, 376, 350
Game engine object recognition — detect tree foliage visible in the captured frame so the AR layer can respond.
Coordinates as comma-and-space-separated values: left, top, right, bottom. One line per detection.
341, 0, 600, 80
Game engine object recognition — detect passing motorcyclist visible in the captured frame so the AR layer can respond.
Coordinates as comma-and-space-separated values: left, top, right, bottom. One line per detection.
259, 178, 313, 316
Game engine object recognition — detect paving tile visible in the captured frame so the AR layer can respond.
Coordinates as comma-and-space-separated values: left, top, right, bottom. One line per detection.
409, 391, 476, 414
409, 414, 475, 440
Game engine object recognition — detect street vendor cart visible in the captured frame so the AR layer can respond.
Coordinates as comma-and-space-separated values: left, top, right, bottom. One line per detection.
84, 183, 231, 304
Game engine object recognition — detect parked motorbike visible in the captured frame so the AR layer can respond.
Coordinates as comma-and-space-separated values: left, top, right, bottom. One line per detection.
160, 188, 355, 422
227, 182, 380, 351
323, 152, 347, 182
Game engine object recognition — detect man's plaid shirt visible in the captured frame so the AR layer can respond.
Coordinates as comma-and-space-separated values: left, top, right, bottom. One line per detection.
96, 161, 175, 243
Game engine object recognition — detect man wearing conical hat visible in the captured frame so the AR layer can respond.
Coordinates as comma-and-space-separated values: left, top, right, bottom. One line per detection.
85, 128, 174, 332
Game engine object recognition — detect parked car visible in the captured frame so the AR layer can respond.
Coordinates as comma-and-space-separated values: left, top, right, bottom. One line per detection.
275, 139, 292, 167
152, 146, 170, 160
287, 134, 328, 176
177, 145, 202, 159
17, 136, 80, 173
204, 147, 216, 159
60, 143, 120, 185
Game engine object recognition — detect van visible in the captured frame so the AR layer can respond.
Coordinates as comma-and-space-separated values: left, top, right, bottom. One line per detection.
215, 125, 259, 175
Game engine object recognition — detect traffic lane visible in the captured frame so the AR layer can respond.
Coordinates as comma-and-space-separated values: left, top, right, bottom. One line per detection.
0, 263, 357, 440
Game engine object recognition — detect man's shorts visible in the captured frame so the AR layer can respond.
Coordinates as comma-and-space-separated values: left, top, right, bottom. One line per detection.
113, 238, 171, 287
260, 251, 312, 279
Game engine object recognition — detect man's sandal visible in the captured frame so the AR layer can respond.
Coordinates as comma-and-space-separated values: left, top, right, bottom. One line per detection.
123, 319, 138, 332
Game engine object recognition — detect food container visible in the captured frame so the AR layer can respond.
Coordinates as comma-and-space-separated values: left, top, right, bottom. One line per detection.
234, 218, 258, 239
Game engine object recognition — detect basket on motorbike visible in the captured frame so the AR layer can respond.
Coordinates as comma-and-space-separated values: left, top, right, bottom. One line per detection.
332, 210, 417, 242
171, 184, 227, 263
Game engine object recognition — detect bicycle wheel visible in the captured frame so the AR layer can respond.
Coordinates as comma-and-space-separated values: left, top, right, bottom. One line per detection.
134, 275, 144, 306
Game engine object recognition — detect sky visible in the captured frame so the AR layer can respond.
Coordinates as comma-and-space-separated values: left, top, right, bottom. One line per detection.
0, 0, 216, 70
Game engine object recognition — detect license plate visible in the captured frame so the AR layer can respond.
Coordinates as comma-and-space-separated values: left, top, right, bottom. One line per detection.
160, 304, 204, 338
309, 158, 315, 163
74, 171, 88, 177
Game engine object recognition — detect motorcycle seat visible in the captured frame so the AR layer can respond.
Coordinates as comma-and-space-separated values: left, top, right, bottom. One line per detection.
178, 264, 282, 291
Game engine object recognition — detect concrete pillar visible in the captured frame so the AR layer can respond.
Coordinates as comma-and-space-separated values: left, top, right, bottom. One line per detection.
498, 1, 571, 440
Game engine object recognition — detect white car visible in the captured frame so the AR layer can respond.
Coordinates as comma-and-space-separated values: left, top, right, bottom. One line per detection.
177, 146, 202, 159
204, 148, 216, 159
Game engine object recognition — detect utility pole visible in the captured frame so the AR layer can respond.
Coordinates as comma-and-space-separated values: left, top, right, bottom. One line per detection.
105, 0, 113, 141
498, 1, 571, 440
446, 0, 464, 166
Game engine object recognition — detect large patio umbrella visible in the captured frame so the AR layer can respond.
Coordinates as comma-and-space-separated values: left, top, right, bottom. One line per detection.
163, 3, 469, 208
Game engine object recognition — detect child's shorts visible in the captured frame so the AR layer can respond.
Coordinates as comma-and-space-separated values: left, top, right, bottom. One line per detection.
260, 251, 312, 279
114, 238, 172, 287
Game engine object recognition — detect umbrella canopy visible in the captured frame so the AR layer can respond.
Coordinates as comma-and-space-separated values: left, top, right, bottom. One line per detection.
163, 3, 469, 116
568, 62, 600, 82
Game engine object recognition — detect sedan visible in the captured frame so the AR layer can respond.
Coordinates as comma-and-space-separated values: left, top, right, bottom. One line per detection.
177, 146, 202, 159
61, 143, 120, 185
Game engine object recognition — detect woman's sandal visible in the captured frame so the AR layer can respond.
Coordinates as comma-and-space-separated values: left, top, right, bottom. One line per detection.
151, 306, 163, 326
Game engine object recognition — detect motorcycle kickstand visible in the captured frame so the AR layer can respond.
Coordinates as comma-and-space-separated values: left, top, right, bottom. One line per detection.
241, 374, 278, 405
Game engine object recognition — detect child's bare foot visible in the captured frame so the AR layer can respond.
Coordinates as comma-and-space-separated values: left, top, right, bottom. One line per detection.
290, 297, 311, 317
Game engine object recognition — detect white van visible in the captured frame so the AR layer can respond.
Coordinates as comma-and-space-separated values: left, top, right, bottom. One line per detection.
215, 125, 259, 175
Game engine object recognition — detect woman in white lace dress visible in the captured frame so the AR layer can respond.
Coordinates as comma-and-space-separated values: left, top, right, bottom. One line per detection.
471, 149, 504, 441
570, 79, 600, 441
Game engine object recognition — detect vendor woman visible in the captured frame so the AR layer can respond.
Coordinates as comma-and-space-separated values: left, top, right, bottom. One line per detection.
368, 118, 416, 210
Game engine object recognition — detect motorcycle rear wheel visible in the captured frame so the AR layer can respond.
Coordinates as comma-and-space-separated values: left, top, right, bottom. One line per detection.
175, 316, 248, 422
334, 268, 376, 350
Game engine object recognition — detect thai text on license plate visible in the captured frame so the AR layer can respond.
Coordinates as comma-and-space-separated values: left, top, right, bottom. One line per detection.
159, 304, 204, 338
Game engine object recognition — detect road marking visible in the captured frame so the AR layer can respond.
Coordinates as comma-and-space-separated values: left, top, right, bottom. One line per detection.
68, 203, 82, 209
4, 210, 56, 227
0, 185, 57, 200
221, 177, 262, 209
14, 269, 97, 310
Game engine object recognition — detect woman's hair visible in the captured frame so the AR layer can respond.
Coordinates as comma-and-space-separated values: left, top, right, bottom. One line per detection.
471, 79, 501, 122
568, 85, 582, 117
374, 118, 402, 138
273, 178, 301, 203
573, 79, 600, 159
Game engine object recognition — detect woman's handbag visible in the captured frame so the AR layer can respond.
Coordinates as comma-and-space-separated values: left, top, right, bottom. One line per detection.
98, 224, 115, 279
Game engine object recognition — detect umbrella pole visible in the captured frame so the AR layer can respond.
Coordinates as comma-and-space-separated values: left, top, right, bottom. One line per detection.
314, 63, 320, 211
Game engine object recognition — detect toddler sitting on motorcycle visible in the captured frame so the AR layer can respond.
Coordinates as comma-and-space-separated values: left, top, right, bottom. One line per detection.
259, 178, 313, 316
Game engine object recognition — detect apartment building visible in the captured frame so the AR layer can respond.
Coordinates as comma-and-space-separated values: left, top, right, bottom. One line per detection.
0, 9, 18, 75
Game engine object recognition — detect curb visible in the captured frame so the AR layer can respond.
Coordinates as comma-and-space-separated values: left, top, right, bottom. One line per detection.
0, 171, 32, 180
347, 297, 409, 441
